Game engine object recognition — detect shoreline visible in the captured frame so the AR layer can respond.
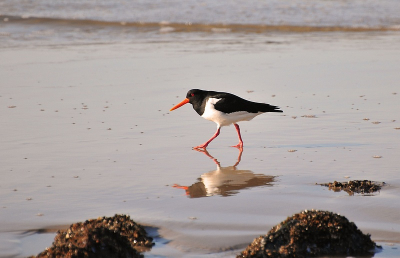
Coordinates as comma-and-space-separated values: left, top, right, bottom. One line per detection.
2, 15, 399, 33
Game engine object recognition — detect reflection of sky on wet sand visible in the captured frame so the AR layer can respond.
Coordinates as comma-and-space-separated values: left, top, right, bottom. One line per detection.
173, 149, 275, 198
1, 32, 400, 257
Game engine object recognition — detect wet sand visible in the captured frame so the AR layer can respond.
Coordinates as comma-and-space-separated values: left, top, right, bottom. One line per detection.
1, 31, 400, 257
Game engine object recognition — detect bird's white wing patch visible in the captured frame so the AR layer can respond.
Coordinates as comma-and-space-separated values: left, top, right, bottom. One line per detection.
201, 98, 222, 124
207, 98, 221, 105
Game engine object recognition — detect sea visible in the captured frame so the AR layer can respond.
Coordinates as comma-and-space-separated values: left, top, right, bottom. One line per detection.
1, 0, 400, 47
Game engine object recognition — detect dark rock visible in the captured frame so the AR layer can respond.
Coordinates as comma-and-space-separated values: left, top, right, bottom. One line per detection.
30, 214, 154, 258
238, 210, 379, 258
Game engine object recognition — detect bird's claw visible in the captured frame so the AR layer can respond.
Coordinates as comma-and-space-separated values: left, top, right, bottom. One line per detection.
230, 143, 243, 149
193, 145, 208, 150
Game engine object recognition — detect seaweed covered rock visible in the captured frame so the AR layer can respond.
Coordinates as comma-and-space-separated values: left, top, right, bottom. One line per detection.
319, 180, 385, 195
31, 214, 154, 258
238, 210, 379, 258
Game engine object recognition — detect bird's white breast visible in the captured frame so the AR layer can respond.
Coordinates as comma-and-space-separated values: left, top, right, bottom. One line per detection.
201, 98, 263, 127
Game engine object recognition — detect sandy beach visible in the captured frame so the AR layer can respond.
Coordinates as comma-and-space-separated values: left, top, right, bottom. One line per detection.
1, 27, 400, 257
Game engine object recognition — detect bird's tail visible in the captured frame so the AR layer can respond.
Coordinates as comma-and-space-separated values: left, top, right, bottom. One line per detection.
262, 104, 283, 113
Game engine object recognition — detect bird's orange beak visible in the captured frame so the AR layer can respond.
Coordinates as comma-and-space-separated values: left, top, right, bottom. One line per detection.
170, 98, 189, 111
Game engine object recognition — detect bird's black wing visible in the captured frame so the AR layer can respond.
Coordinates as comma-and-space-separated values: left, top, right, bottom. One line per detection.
212, 92, 282, 114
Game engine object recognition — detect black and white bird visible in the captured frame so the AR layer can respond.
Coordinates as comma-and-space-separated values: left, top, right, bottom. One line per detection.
170, 89, 282, 149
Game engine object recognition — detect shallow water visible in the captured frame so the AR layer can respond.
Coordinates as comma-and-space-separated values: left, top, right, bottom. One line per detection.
1, 11, 400, 258
1, 0, 400, 49
1, 0, 400, 28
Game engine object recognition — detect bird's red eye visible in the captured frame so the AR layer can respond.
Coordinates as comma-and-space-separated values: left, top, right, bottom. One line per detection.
191, 93, 194, 97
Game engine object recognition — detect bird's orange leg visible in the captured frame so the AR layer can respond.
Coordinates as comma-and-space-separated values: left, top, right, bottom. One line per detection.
172, 184, 189, 196
193, 127, 220, 149
193, 148, 221, 167
231, 123, 244, 149
232, 146, 243, 167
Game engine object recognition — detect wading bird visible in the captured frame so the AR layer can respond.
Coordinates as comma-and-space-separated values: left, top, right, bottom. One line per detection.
170, 89, 282, 149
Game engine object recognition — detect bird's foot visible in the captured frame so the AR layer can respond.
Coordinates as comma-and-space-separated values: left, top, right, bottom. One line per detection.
230, 143, 243, 149
193, 148, 206, 153
193, 144, 208, 150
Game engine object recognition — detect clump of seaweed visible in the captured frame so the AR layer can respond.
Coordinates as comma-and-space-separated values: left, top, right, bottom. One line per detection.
238, 210, 379, 258
319, 180, 385, 195
31, 214, 154, 258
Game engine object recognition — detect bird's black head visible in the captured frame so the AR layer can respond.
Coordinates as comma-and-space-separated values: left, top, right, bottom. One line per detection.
186, 89, 207, 104
185, 89, 210, 115
170, 89, 208, 113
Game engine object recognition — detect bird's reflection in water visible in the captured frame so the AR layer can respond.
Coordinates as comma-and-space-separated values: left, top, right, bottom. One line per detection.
173, 148, 275, 198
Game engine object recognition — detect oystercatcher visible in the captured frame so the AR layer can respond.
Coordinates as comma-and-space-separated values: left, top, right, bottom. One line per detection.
170, 89, 282, 149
